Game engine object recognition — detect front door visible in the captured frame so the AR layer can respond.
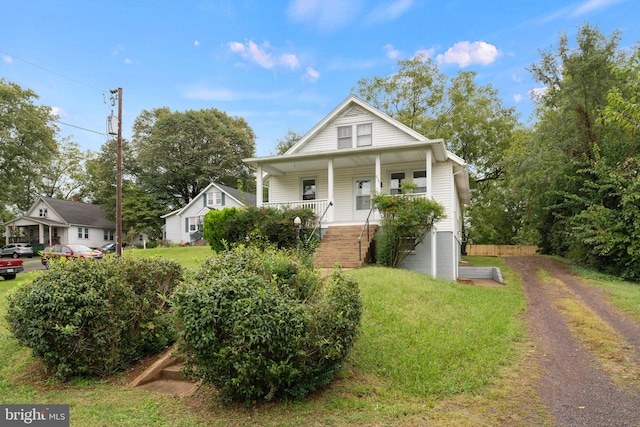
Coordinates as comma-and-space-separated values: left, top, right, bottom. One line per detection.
354, 178, 373, 221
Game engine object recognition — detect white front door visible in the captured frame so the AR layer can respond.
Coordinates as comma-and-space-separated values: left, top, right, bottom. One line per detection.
354, 178, 373, 221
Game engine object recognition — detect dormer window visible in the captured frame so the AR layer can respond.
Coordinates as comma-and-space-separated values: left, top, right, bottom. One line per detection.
39, 208, 48, 217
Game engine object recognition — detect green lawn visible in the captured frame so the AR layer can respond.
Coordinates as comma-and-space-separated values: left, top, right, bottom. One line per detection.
0, 249, 597, 425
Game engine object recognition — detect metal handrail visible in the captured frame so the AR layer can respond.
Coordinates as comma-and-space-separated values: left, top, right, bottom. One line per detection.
306, 201, 333, 245
358, 204, 376, 261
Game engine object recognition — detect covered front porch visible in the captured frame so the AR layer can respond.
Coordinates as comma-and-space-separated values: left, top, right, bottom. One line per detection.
245, 140, 451, 225
3, 217, 67, 247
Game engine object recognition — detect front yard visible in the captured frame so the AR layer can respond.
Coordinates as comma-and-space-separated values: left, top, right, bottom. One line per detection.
1, 248, 544, 426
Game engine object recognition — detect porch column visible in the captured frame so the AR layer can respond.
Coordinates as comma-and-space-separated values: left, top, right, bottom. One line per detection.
38, 223, 44, 244
426, 149, 433, 199
431, 228, 437, 278
375, 154, 382, 191
327, 158, 334, 222
256, 164, 263, 208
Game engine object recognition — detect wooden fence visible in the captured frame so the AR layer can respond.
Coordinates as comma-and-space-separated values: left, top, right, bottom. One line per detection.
466, 245, 539, 257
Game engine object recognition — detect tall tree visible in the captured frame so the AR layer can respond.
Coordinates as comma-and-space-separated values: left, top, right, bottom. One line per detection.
131, 108, 256, 209
40, 139, 90, 200
273, 128, 302, 155
0, 79, 58, 212
515, 24, 627, 256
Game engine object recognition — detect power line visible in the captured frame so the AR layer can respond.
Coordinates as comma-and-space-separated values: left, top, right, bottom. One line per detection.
0, 48, 108, 94
55, 120, 108, 137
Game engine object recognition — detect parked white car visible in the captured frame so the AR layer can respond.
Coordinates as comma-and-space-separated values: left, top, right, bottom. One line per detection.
0, 243, 34, 259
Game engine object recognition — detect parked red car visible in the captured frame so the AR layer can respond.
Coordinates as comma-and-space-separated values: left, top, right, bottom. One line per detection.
0, 258, 23, 280
41, 244, 104, 269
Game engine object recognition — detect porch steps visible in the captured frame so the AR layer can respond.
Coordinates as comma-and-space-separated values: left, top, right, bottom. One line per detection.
314, 225, 378, 269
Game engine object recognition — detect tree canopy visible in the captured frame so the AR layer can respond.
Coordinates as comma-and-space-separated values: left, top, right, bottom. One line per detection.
0, 79, 59, 213
131, 107, 256, 210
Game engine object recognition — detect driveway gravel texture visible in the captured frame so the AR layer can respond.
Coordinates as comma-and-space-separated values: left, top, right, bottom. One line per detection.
506, 256, 640, 427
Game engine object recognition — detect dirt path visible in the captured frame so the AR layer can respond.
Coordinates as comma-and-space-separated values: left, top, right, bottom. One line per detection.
505, 256, 640, 427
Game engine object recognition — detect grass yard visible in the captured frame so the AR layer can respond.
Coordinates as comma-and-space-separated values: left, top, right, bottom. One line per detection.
0, 249, 549, 425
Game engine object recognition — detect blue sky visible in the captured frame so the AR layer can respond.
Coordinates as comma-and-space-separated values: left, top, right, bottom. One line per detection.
2, 0, 639, 157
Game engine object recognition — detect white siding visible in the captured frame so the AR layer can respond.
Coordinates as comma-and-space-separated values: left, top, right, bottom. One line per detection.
431, 163, 454, 231
28, 201, 63, 222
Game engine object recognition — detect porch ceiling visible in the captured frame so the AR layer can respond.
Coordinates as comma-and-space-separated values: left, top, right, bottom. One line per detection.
245, 142, 447, 176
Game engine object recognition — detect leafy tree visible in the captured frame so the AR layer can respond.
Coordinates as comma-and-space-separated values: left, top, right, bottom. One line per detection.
353, 55, 444, 132
131, 107, 256, 209
516, 24, 628, 256
0, 79, 58, 212
273, 128, 302, 155
40, 139, 91, 200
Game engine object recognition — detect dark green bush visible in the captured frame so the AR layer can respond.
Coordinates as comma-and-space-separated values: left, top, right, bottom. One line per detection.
203, 206, 316, 251
6, 256, 183, 380
172, 246, 362, 403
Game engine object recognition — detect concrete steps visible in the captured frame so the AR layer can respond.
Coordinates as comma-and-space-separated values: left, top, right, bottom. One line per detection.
130, 347, 198, 396
314, 225, 377, 269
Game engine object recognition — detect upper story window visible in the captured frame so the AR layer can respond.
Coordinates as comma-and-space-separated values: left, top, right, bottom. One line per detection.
207, 191, 224, 206
390, 172, 405, 194
413, 170, 427, 193
357, 123, 372, 147
338, 123, 373, 149
39, 208, 48, 217
337, 126, 352, 149
302, 178, 316, 200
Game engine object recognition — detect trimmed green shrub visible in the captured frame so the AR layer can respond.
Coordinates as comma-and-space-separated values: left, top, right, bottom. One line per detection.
203, 206, 316, 251
172, 246, 362, 403
6, 256, 183, 380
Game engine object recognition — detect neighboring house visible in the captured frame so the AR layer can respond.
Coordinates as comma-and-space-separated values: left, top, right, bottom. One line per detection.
243, 95, 470, 281
162, 182, 256, 245
2, 196, 116, 249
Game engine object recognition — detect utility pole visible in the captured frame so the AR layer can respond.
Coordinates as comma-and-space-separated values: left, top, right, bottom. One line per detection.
110, 88, 123, 257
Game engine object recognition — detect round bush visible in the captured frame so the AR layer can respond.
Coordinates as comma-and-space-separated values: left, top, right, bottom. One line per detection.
7, 256, 183, 380
172, 246, 362, 403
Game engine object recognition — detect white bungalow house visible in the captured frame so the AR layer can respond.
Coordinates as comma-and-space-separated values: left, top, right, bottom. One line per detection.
3, 196, 117, 249
243, 95, 470, 281
162, 182, 256, 245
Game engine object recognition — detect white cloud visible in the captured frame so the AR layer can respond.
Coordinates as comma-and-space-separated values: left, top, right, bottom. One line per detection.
3, 55, 13, 64
367, 0, 414, 24
436, 41, 500, 67
50, 106, 67, 118
124, 58, 133, 65
383, 44, 402, 59
287, 0, 363, 33
303, 67, 320, 82
194, 40, 200, 47
228, 40, 303, 72
513, 94, 522, 103
571, 0, 625, 16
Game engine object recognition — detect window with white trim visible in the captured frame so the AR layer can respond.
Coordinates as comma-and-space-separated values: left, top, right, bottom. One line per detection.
39, 208, 48, 217
207, 191, 223, 206
189, 217, 198, 232
302, 178, 316, 201
337, 126, 352, 149
104, 229, 114, 241
390, 172, 405, 194
357, 123, 372, 146
413, 170, 427, 193
78, 227, 89, 239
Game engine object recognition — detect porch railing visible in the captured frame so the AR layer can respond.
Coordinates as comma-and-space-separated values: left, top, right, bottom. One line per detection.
262, 199, 330, 218
306, 201, 333, 246
358, 204, 376, 262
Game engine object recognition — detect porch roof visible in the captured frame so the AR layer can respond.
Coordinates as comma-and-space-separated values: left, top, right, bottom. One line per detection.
243, 140, 449, 177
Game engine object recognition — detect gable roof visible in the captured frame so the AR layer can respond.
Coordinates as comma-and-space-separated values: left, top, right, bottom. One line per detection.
285, 94, 443, 156
161, 182, 256, 219
28, 197, 116, 229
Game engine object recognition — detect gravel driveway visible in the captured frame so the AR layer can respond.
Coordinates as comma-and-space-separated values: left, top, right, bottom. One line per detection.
505, 256, 640, 427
